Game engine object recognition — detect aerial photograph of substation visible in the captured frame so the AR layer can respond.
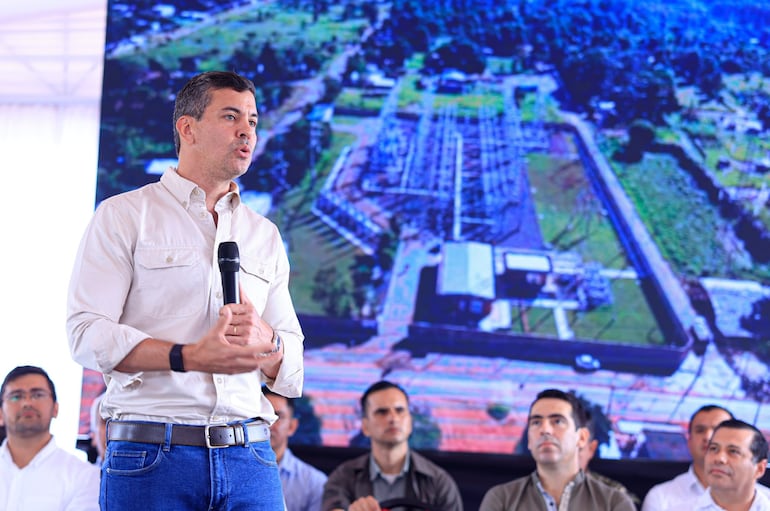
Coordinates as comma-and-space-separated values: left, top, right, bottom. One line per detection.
80, 0, 770, 460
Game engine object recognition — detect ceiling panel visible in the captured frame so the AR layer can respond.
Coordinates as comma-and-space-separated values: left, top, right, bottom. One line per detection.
0, 0, 106, 104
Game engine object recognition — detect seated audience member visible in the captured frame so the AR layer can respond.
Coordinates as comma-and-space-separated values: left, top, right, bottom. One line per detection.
695, 419, 770, 510
480, 388, 635, 511
642, 405, 734, 510
0, 365, 100, 510
580, 410, 640, 507
322, 380, 463, 511
263, 387, 327, 511
89, 392, 107, 464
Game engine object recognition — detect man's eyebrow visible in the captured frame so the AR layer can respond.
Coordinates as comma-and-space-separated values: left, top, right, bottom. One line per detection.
220, 106, 258, 118
8, 386, 48, 393
374, 405, 406, 411
528, 413, 567, 421
707, 440, 741, 449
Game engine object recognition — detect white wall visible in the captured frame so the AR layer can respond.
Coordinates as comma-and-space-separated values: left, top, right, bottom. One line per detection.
0, 0, 107, 455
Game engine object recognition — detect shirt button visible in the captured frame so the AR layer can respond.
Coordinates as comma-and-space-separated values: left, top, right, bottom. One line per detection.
166, 256, 173, 263
216, 377, 223, 384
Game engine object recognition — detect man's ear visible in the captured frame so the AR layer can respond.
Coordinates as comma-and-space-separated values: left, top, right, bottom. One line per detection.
587, 438, 599, 458
287, 417, 299, 437
176, 116, 195, 147
755, 459, 768, 481
576, 426, 590, 448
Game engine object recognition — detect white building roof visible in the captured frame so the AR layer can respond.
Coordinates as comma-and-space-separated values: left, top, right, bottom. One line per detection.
504, 252, 552, 273
437, 241, 495, 299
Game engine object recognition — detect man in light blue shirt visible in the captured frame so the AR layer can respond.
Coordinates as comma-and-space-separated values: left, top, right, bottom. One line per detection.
264, 387, 327, 511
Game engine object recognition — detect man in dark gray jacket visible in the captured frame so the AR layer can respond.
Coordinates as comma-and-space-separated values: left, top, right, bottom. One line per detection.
322, 381, 462, 511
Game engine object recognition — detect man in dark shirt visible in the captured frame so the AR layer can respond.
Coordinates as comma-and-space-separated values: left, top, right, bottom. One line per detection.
322, 380, 462, 511
480, 388, 635, 511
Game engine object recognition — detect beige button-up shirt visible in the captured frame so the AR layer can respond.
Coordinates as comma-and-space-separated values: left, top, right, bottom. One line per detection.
67, 168, 304, 425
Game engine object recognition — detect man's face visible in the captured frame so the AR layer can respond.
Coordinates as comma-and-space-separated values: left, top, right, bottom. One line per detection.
527, 398, 587, 469
689, 409, 733, 466
361, 388, 412, 449
0, 374, 57, 439
180, 87, 258, 181
265, 393, 297, 456
705, 427, 767, 499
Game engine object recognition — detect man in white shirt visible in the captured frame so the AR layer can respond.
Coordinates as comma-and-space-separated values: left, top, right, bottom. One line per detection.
67, 70, 304, 510
694, 419, 770, 511
642, 405, 734, 510
263, 387, 327, 511
0, 365, 100, 511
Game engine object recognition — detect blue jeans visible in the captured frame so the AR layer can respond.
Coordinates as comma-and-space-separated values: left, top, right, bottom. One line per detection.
100, 432, 284, 510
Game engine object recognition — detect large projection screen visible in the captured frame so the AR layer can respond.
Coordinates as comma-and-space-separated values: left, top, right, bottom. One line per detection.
83, 0, 770, 460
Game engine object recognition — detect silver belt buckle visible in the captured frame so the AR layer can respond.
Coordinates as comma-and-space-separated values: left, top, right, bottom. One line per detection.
204, 424, 229, 449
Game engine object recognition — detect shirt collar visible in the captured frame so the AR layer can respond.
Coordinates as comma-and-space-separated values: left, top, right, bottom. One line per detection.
696, 487, 759, 510
278, 447, 298, 476
688, 464, 707, 493
160, 167, 241, 211
533, 469, 584, 509
1, 436, 58, 469
533, 469, 585, 486
369, 451, 411, 482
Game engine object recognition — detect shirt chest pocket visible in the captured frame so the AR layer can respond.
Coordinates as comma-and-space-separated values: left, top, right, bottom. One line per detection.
240, 256, 274, 314
133, 248, 206, 318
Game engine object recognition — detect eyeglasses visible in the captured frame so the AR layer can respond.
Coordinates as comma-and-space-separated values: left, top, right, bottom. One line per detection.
3, 390, 51, 403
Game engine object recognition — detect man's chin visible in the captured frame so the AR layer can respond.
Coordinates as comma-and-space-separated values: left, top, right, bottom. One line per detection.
535, 455, 562, 466
16, 426, 48, 437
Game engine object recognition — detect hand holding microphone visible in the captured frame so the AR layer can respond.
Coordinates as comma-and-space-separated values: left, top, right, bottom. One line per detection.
217, 241, 280, 360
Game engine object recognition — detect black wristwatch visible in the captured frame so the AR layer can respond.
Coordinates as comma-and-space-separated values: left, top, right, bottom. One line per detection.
169, 344, 186, 372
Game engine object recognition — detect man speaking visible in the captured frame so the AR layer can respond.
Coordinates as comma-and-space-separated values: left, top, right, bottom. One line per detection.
66, 71, 304, 510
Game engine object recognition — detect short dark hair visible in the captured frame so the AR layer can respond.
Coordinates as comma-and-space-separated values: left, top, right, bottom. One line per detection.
584, 409, 596, 439
172, 70, 257, 155
712, 419, 769, 463
688, 405, 734, 434
262, 386, 295, 415
1, 365, 57, 405
529, 389, 587, 430
360, 380, 409, 417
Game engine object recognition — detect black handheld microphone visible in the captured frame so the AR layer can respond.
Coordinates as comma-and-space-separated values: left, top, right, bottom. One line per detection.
218, 241, 240, 304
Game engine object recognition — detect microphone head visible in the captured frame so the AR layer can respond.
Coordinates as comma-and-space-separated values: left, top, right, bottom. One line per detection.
217, 241, 240, 272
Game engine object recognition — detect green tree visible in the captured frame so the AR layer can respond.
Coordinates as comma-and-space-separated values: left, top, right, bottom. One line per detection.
312, 267, 353, 318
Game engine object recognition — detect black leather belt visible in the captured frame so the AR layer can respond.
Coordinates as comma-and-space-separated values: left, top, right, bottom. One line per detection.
107, 420, 270, 448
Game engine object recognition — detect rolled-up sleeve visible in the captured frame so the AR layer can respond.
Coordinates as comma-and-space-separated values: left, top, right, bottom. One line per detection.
258, 227, 304, 397
66, 200, 150, 386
